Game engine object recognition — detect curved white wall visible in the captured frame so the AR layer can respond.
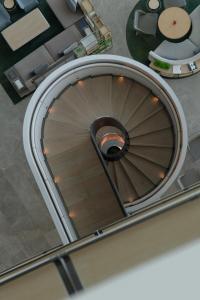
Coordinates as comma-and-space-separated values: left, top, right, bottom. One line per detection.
23, 55, 188, 243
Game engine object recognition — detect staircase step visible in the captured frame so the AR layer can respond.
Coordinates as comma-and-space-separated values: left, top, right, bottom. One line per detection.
120, 157, 155, 198
47, 138, 126, 207
126, 94, 163, 130
114, 161, 138, 204
125, 152, 167, 185
127, 107, 164, 133
111, 76, 133, 120
128, 145, 173, 168
48, 101, 89, 129
42, 74, 176, 217
129, 109, 172, 138
129, 142, 173, 149
120, 83, 150, 125
45, 136, 124, 237
46, 138, 98, 182
60, 169, 124, 237
84, 76, 113, 117
58, 85, 96, 126
43, 135, 88, 158
44, 119, 88, 140
130, 127, 174, 147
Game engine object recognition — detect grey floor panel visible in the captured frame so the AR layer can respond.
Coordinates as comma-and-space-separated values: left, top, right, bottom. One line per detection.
0, 87, 61, 273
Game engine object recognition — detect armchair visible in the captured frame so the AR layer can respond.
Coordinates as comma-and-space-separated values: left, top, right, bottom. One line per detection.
163, 0, 187, 8
0, 3, 11, 31
134, 10, 158, 35
16, 0, 39, 13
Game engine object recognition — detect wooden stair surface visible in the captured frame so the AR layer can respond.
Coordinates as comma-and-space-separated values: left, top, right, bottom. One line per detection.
43, 75, 175, 237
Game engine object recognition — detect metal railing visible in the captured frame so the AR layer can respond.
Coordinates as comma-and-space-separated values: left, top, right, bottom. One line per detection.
90, 117, 129, 216
1, 181, 200, 285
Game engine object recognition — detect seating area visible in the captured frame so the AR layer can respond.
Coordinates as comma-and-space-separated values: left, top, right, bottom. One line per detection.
0, 0, 39, 33
133, 0, 189, 37
0, 0, 41, 47
127, 0, 200, 78
133, 10, 158, 35
0, 0, 112, 103
148, 5, 200, 77
1, 0, 83, 98
47, 0, 83, 29
2, 0, 112, 100
5, 24, 83, 97
2, 8, 50, 51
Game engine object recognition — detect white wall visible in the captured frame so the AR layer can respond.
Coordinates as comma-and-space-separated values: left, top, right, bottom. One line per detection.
75, 239, 200, 299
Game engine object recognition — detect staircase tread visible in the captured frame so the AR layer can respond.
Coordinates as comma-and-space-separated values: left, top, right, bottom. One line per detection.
42, 74, 176, 213
123, 92, 151, 126
114, 161, 138, 203
44, 119, 88, 140
126, 106, 164, 132
120, 157, 155, 197
129, 110, 172, 138
128, 145, 173, 168
111, 77, 133, 120
125, 152, 167, 185
125, 94, 163, 130
130, 127, 174, 147
129, 142, 173, 148
120, 82, 150, 124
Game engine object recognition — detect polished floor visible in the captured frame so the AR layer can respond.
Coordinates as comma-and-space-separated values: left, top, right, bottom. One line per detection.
0, 0, 200, 273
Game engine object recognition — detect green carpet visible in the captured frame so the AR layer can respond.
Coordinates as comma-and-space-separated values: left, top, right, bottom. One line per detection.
0, 0, 63, 104
126, 0, 200, 65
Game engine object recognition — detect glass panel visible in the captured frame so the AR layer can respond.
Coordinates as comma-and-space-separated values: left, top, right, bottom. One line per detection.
70, 195, 200, 288
170, 143, 200, 193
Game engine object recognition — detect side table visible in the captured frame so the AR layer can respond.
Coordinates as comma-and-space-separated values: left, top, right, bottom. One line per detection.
3, 0, 16, 11
147, 0, 160, 11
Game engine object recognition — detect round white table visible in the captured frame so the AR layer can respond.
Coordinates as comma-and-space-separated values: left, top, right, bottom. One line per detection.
3, 0, 15, 10
158, 7, 191, 40
148, 0, 160, 10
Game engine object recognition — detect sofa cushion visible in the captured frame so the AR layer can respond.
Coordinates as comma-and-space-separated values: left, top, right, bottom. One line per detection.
14, 46, 54, 82
16, 0, 39, 12
47, 0, 83, 29
65, 0, 78, 12
31, 64, 49, 76
155, 40, 196, 60
45, 25, 82, 59
193, 47, 200, 55
189, 5, 200, 46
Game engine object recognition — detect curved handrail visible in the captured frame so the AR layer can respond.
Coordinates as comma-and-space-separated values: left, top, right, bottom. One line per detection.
2, 180, 200, 284
90, 117, 128, 215
23, 54, 188, 241
149, 50, 200, 66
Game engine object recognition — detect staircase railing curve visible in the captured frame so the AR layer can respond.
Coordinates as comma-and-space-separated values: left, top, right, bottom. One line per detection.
23, 55, 188, 243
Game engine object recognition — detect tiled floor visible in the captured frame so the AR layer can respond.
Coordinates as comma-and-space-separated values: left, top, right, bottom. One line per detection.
0, 0, 200, 273
0, 88, 61, 273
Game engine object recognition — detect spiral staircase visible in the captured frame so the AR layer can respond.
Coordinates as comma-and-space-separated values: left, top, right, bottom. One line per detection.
23, 55, 188, 241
